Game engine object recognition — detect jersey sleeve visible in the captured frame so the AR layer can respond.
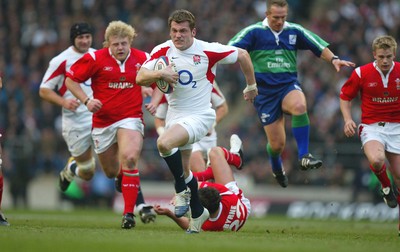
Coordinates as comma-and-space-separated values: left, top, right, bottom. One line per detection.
294, 24, 329, 56
228, 23, 260, 50
40, 57, 66, 90
142, 42, 171, 70
205, 42, 238, 65
340, 68, 362, 101
66, 52, 95, 83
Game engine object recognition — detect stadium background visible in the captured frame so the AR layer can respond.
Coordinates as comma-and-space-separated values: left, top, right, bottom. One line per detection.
0, 0, 399, 220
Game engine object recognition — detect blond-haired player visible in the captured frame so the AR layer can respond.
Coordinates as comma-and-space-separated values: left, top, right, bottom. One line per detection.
66, 21, 150, 229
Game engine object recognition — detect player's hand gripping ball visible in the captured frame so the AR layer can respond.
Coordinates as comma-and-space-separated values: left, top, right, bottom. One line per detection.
154, 56, 174, 93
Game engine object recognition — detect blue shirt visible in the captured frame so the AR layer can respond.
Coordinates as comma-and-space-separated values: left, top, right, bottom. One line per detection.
229, 18, 329, 93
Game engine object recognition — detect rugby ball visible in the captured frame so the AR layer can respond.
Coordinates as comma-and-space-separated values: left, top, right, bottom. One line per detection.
154, 56, 173, 94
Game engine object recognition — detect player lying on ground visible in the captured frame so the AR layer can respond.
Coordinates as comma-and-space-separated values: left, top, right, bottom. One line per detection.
154, 134, 251, 232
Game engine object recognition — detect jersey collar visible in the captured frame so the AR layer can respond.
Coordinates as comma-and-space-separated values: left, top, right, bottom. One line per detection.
262, 17, 288, 31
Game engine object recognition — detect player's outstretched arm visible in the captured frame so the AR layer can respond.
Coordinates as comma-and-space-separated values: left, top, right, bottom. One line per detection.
153, 204, 190, 230
321, 48, 356, 72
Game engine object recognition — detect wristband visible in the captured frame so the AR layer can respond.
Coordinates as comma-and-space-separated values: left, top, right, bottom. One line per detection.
331, 55, 340, 63
84, 97, 91, 105
243, 83, 257, 94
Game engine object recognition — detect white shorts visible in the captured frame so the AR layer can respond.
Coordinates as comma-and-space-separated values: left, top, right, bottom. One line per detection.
192, 129, 217, 158
166, 109, 215, 150
92, 118, 144, 154
62, 125, 92, 157
225, 181, 251, 217
359, 122, 400, 154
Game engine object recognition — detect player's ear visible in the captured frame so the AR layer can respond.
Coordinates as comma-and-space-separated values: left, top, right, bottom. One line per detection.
192, 28, 196, 37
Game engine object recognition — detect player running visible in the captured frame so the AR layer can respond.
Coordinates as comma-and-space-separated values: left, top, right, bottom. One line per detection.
340, 35, 400, 209
136, 9, 257, 233
228, 0, 355, 187
66, 21, 150, 229
39, 23, 97, 193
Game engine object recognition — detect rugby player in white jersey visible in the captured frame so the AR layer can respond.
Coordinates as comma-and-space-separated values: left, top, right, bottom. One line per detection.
136, 9, 258, 233
39, 23, 96, 194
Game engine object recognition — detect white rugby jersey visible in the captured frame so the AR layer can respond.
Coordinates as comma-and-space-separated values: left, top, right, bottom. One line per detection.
40, 46, 95, 129
155, 81, 226, 120
142, 38, 238, 114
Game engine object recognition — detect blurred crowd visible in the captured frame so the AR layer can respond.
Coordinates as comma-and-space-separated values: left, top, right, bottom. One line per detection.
1, 0, 399, 207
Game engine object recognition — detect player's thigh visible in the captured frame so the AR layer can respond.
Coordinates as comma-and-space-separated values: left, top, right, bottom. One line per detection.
363, 140, 386, 165
360, 124, 388, 164
386, 152, 400, 179
97, 143, 119, 178
117, 128, 143, 162
282, 89, 306, 114
158, 123, 190, 151
189, 150, 206, 172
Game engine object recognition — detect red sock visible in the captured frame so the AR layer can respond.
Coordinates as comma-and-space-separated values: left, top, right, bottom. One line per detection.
370, 164, 391, 188
121, 170, 140, 215
0, 175, 3, 206
221, 147, 241, 169
193, 167, 214, 181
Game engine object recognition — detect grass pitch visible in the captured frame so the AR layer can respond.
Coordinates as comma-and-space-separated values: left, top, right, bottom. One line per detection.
0, 209, 398, 252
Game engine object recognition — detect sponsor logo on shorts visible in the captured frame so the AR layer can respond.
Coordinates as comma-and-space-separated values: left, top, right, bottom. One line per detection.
261, 113, 270, 123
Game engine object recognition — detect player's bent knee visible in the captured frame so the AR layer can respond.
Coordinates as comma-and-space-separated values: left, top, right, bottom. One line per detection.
209, 147, 222, 159
76, 157, 96, 180
157, 139, 170, 154
159, 147, 178, 158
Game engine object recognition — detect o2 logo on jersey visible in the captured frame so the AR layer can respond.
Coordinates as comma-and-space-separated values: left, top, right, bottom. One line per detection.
177, 69, 197, 89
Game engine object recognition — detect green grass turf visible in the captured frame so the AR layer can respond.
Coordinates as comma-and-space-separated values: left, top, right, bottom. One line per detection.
0, 209, 398, 252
